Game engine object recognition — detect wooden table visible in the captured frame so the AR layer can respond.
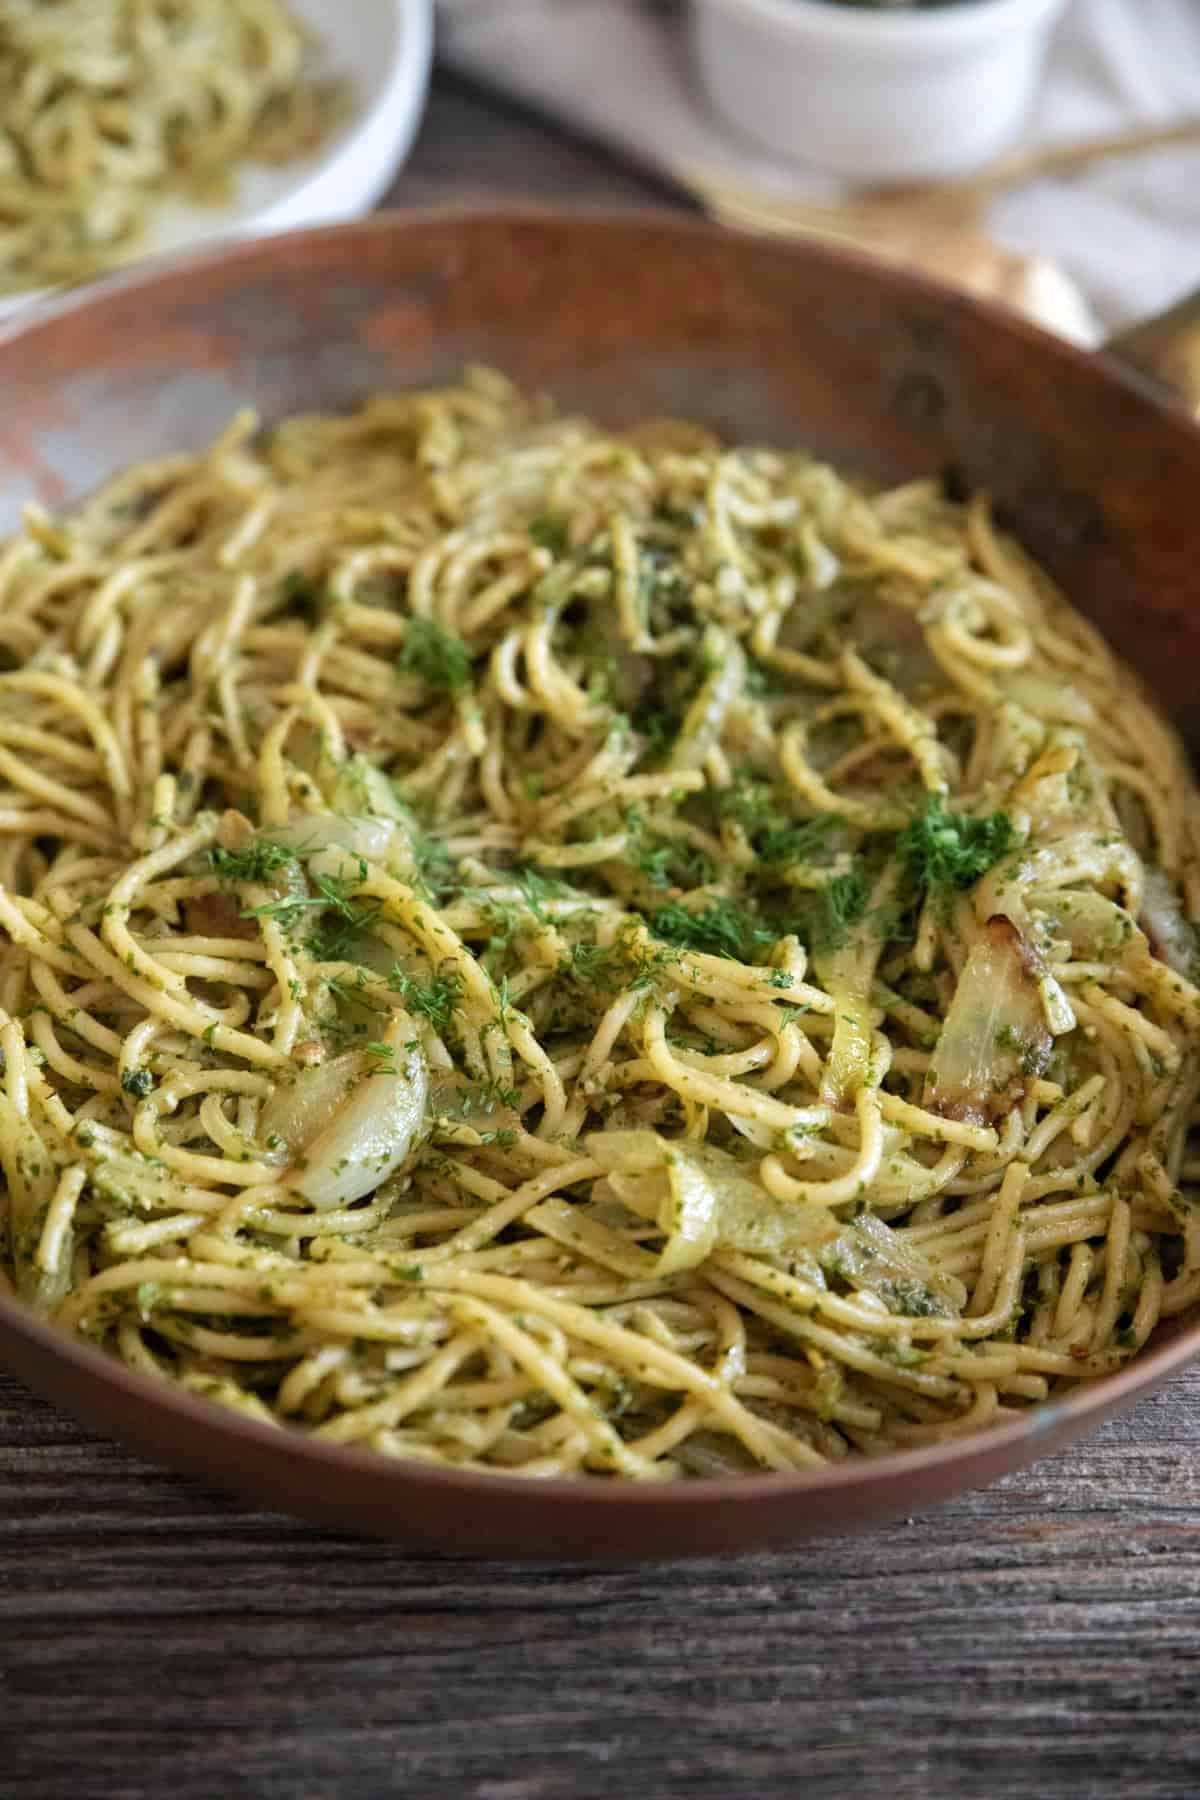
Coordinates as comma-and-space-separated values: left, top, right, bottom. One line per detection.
5, 75, 1200, 1800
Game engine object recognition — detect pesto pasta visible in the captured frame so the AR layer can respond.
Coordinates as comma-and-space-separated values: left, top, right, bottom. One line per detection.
0, 367, 1197, 1479
0, 0, 346, 295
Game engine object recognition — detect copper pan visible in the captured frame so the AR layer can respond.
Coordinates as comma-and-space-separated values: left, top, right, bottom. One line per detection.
1, 210, 1198, 1558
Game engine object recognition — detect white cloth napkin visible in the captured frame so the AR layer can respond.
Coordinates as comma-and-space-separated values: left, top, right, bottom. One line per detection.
438, 0, 1200, 344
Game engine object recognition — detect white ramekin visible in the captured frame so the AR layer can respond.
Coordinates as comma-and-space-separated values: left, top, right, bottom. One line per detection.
690, 0, 1070, 183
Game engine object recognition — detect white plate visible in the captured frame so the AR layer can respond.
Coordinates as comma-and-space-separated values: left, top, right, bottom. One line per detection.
0, 0, 434, 322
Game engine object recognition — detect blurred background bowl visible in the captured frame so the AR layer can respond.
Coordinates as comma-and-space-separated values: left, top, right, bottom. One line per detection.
0, 0, 434, 323
690, 0, 1070, 181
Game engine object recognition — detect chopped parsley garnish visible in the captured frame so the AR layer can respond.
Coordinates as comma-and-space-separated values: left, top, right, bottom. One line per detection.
397, 617, 473, 692
120, 1068, 155, 1098
896, 794, 1019, 895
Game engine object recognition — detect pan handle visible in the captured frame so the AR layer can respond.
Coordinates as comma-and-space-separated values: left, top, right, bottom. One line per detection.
1102, 288, 1200, 411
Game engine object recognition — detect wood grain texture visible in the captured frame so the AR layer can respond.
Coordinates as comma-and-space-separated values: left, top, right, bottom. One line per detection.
3, 73, 1200, 1800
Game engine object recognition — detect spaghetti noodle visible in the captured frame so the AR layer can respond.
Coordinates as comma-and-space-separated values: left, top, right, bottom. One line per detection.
0, 366, 1197, 1479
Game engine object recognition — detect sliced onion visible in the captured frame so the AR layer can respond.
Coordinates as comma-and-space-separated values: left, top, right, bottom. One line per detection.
1034, 889, 1140, 963
268, 814, 402, 867
331, 755, 410, 823
655, 1147, 722, 1275
1005, 675, 1096, 731
587, 1130, 665, 1176
669, 626, 746, 772
259, 1009, 427, 1210
819, 982, 873, 1110
821, 1212, 966, 1318
924, 916, 1052, 1126
1139, 866, 1197, 981
587, 1130, 841, 1274
428, 1071, 520, 1139
978, 830, 1144, 928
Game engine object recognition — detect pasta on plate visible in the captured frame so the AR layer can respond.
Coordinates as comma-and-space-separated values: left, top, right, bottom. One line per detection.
0, 0, 346, 295
0, 367, 1198, 1479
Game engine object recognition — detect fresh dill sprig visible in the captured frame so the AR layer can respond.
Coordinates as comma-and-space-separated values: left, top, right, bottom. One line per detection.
896, 794, 1019, 895
799, 866, 872, 953
529, 515, 568, 556
398, 617, 473, 692
648, 897, 775, 962
210, 840, 298, 883
245, 863, 382, 962
387, 965, 463, 1037
627, 807, 715, 891
514, 865, 570, 919
457, 1078, 521, 1115
717, 776, 842, 869
757, 815, 843, 868
307, 891, 383, 964
561, 939, 623, 991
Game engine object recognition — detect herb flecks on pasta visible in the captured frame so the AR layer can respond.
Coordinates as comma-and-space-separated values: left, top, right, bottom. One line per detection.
0, 0, 347, 295
0, 367, 1198, 1479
